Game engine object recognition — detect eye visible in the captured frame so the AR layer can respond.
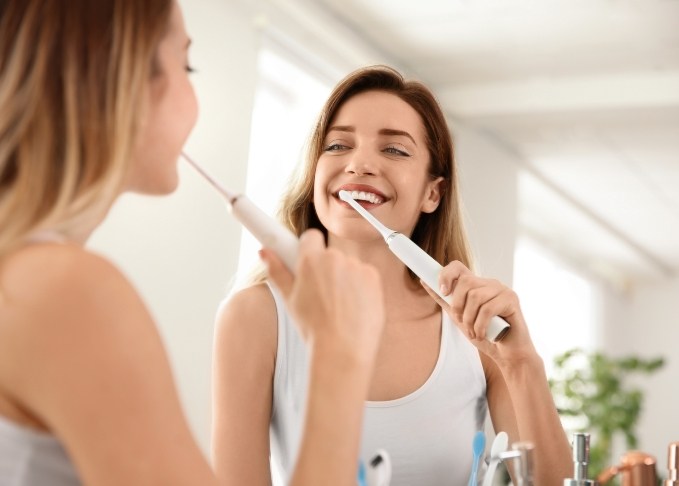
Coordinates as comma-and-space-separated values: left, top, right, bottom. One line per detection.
384, 144, 410, 157
324, 142, 349, 152
185, 64, 197, 74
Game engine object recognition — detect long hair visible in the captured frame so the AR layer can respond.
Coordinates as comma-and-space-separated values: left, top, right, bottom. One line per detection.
276, 65, 473, 279
0, 0, 172, 257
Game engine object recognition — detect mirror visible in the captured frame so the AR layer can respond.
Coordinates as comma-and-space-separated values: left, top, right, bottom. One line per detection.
90, 0, 679, 473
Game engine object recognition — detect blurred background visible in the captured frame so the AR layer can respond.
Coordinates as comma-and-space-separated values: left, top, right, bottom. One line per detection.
90, 0, 678, 478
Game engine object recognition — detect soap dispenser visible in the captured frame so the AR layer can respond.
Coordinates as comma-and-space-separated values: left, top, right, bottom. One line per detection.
664, 442, 679, 486
564, 433, 598, 486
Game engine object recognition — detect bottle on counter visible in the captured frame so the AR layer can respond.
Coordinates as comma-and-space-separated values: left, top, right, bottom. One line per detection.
598, 450, 657, 486
564, 433, 598, 486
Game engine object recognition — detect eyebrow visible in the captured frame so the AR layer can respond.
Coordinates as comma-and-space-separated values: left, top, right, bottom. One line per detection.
379, 128, 417, 146
327, 126, 418, 146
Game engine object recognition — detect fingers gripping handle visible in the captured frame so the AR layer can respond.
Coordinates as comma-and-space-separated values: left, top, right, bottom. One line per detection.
230, 196, 299, 272
387, 233, 509, 342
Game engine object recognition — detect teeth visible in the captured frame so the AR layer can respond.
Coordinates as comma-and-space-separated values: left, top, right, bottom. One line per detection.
349, 190, 382, 204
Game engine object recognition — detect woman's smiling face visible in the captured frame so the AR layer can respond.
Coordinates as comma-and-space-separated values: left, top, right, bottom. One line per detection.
313, 90, 443, 242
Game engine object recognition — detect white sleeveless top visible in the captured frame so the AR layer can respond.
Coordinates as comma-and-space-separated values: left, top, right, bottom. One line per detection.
0, 415, 80, 486
267, 284, 488, 486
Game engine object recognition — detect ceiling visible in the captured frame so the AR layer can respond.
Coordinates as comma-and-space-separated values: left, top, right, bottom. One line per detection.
263, 0, 679, 286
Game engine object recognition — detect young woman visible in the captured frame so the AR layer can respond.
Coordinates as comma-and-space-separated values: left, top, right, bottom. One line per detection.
0, 1, 385, 485
213, 65, 573, 485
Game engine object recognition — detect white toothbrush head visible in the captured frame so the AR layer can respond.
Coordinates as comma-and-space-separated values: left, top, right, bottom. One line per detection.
338, 190, 393, 240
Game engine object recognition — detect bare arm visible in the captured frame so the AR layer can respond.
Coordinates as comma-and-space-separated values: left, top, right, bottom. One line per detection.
484, 353, 571, 483
425, 261, 572, 484
212, 284, 276, 486
0, 246, 217, 486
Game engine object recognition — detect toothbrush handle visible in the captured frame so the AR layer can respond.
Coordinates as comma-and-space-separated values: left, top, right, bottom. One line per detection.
387, 233, 510, 342
230, 196, 299, 272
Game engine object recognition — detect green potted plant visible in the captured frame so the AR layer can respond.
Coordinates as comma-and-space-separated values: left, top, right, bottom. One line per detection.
548, 348, 665, 482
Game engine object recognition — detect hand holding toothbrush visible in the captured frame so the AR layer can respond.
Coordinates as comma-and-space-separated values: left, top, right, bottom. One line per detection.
260, 229, 385, 362
421, 260, 539, 365
424, 260, 573, 483
338, 190, 509, 343
260, 229, 386, 485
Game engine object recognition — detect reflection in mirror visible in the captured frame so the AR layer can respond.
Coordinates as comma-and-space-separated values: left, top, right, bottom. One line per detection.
93, 0, 678, 482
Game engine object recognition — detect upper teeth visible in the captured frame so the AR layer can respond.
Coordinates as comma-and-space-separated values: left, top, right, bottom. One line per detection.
348, 190, 383, 204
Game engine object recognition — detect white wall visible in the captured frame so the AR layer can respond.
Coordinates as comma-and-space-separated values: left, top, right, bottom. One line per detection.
602, 277, 679, 469
633, 277, 679, 470
452, 121, 519, 284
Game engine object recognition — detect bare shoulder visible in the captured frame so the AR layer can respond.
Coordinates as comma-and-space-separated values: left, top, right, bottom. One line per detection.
0, 244, 217, 484
217, 282, 278, 331
218, 281, 277, 322
214, 282, 278, 362
0, 243, 160, 405
1, 243, 142, 312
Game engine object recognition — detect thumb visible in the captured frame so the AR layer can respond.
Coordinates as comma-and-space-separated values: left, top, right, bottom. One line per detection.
420, 279, 451, 312
260, 248, 294, 298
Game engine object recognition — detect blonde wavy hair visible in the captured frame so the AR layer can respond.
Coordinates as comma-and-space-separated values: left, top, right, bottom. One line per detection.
0, 0, 172, 257
252, 65, 473, 284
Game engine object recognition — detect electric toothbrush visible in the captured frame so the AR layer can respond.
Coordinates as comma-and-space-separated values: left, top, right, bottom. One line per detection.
339, 190, 510, 343
183, 153, 299, 271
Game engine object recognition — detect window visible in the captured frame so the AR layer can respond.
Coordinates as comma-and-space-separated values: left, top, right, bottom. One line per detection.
513, 236, 599, 378
235, 48, 332, 285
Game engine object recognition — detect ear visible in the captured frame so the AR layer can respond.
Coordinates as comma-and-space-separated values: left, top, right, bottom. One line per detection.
420, 176, 444, 213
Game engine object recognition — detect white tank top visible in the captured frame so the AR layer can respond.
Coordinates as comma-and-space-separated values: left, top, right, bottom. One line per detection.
0, 415, 80, 486
267, 284, 488, 486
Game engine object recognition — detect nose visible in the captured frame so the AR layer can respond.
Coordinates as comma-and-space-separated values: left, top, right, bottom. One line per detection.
344, 148, 377, 176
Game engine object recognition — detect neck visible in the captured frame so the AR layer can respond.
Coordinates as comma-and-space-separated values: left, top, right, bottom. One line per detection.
327, 233, 438, 319
40, 197, 115, 247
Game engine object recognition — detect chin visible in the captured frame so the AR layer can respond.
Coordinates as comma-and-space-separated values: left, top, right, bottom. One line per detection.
126, 170, 180, 196
149, 174, 180, 195
325, 220, 381, 243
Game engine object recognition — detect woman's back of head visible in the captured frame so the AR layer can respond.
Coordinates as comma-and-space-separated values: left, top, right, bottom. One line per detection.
0, 0, 172, 258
